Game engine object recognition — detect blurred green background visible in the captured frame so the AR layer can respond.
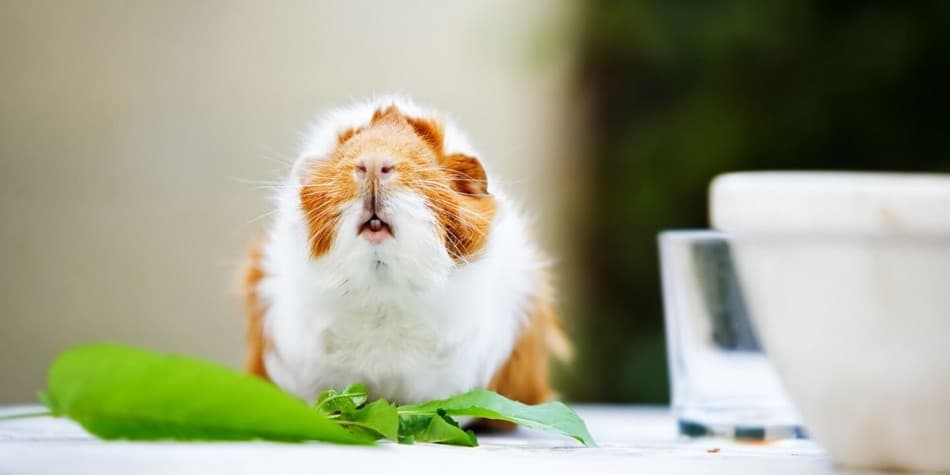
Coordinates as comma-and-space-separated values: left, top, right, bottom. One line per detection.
563, 1, 950, 403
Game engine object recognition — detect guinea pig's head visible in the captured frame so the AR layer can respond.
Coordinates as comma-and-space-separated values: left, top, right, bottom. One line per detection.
297, 105, 495, 289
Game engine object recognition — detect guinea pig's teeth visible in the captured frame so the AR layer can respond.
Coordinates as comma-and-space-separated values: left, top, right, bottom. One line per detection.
369, 218, 383, 232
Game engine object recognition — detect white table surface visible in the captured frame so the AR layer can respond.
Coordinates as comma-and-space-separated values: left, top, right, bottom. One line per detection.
0, 404, 856, 475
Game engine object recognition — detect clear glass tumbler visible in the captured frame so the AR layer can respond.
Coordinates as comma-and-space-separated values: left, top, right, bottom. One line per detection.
659, 230, 804, 440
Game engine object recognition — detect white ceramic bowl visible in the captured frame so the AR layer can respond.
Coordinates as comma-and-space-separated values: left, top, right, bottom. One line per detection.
711, 172, 950, 472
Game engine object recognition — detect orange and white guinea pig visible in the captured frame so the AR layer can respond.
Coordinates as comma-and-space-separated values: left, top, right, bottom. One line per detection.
242, 96, 568, 410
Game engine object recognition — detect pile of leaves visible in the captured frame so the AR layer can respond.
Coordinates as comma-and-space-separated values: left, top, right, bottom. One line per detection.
24, 344, 595, 447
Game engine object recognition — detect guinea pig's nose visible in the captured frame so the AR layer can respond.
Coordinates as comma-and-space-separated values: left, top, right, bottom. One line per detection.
356, 157, 395, 182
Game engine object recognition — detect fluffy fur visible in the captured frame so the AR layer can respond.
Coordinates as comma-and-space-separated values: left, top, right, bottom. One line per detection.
244, 95, 564, 405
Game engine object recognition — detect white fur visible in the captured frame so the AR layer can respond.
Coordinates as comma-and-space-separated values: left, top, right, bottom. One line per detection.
255, 95, 544, 404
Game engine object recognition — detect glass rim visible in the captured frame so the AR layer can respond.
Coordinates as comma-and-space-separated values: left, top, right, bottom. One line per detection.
658, 229, 728, 242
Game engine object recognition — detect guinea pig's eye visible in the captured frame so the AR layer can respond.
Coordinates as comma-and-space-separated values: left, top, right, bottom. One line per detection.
380, 164, 394, 174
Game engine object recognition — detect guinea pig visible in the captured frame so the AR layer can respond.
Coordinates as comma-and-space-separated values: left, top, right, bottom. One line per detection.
242, 96, 568, 411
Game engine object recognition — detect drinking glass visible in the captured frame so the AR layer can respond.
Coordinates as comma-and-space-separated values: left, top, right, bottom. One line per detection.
659, 230, 804, 440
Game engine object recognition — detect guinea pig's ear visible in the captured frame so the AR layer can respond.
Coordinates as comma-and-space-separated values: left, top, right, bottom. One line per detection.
440, 153, 489, 196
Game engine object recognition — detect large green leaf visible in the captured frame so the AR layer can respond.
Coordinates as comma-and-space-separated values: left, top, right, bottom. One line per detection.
399, 389, 596, 447
43, 343, 373, 444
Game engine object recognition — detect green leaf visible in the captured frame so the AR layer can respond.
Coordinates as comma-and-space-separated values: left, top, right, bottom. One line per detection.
397, 411, 476, 447
343, 399, 399, 441
399, 389, 597, 447
44, 343, 374, 444
315, 383, 368, 417
397, 414, 429, 444
419, 411, 477, 447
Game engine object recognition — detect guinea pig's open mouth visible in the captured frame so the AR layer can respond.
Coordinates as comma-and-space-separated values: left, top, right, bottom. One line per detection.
359, 214, 392, 243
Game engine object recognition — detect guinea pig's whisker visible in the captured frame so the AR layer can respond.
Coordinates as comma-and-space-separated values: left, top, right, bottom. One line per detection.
444, 207, 487, 226
246, 210, 278, 224
422, 196, 490, 223
411, 170, 489, 183
412, 191, 487, 229
231, 177, 290, 192
408, 177, 492, 194
411, 167, 489, 179
232, 177, 285, 185
304, 207, 342, 221
302, 203, 343, 222
443, 234, 468, 263
260, 155, 295, 167
412, 167, 526, 187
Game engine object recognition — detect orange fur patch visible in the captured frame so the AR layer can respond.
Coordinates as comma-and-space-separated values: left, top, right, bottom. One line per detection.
425, 182, 494, 261
440, 153, 489, 195
371, 104, 403, 125
337, 127, 359, 145
243, 237, 270, 380
299, 154, 360, 258
405, 116, 444, 150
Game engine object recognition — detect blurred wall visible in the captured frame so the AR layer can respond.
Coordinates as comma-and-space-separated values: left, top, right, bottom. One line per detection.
0, 0, 583, 403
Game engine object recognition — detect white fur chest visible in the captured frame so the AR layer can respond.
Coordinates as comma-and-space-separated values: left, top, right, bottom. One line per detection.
256, 197, 540, 404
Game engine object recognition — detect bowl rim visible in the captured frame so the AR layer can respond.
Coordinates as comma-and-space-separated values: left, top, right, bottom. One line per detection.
710, 171, 950, 237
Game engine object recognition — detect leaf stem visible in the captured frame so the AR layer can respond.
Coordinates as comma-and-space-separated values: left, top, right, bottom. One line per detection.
396, 409, 435, 416
0, 410, 53, 421
315, 391, 368, 412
